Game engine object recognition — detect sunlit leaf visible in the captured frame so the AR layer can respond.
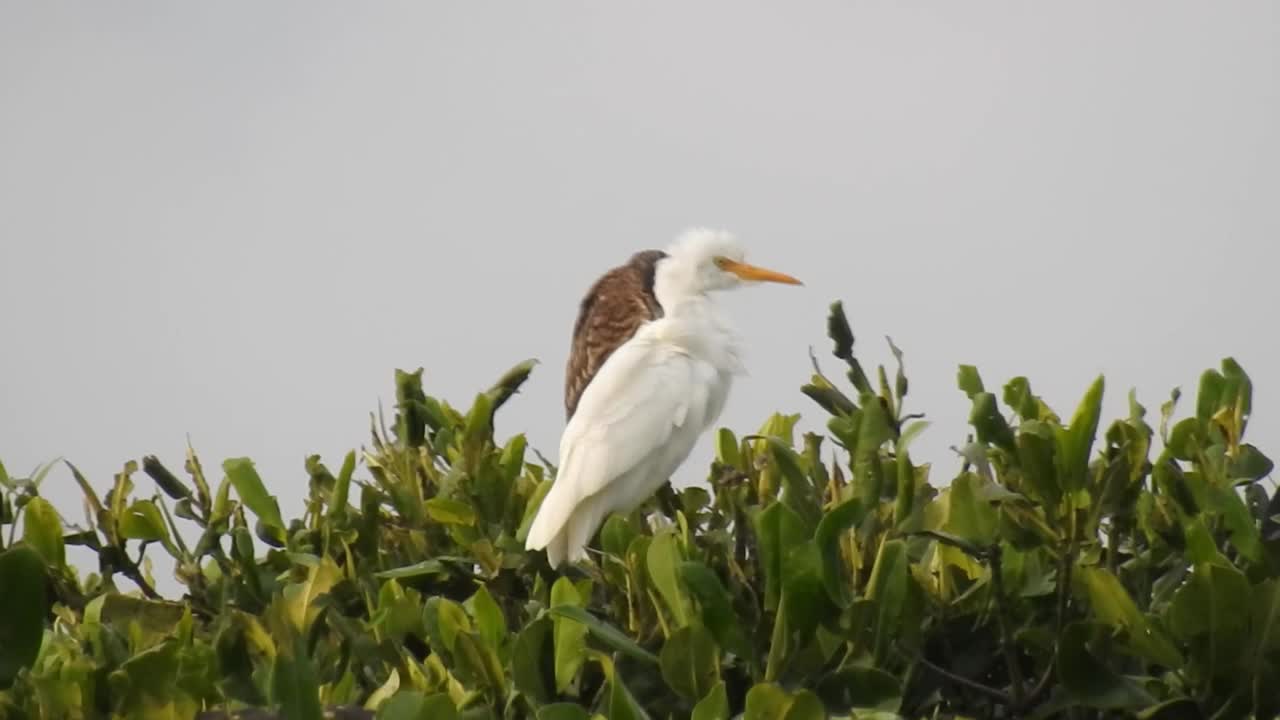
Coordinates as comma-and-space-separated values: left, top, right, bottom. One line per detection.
22, 497, 65, 569
692, 681, 730, 720
551, 577, 587, 692
547, 605, 657, 664
223, 457, 284, 531
1077, 567, 1182, 668
1057, 376, 1105, 493
424, 497, 476, 526
647, 530, 692, 627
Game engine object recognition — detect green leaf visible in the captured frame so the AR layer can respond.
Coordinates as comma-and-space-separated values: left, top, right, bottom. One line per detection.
551, 577, 587, 692
647, 530, 692, 627
897, 420, 930, 452
114, 638, 183, 710
969, 392, 1015, 453
600, 514, 638, 560
679, 562, 750, 659
1077, 567, 1182, 668
1209, 483, 1263, 562
893, 449, 916, 528
755, 501, 810, 611
1221, 357, 1252, 413
887, 335, 908, 400
512, 616, 556, 704
763, 595, 791, 683
22, 497, 65, 569
329, 450, 356, 518
0, 547, 48, 688
119, 499, 172, 547
782, 541, 831, 638
784, 691, 826, 720
377, 691, 457, 720
395, 368, 431, 447
772, 439, 822, 528
608, 669, 651, 720
271, 637, 324, 720
223, 457, 285, 531
1016, 427, 1061, 508
1057, 622, 1155, 709
940, 473, 997, 547
27, 458, 60, 490
814, 666, 902, 712
1230, 444, 1274, 481
1166, 417, 1202, 461
452, 630, 506, 694
692, 681, 730, 720
1196, 369, 1225, 422
855, 392, 893, 462
802, 376, 858, 417
1003, 376, 1041, 420
141, 455, 192, 500
754, 413, 803, 455
716, 428, 741, 468
485, 358, 538, 413
660, 623, 720, 702
864, 538, 909, 663
375, 560, 446, 580
956, 364, 985, 398
1057, 376, 1105, 493
468, 585, 506, 651
1166, 561, 1251, 680
424, 497, 477, 526
98, 594, 188, 636
826, 301, 855, 362
745, 683, 793, 720
64, 460, 107, 525
431, 597, 472, 653
744, 683, 826, 720
547, 605, 658, 664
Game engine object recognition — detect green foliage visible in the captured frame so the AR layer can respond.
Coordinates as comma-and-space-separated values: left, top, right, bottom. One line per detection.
1, 306, 1278, 720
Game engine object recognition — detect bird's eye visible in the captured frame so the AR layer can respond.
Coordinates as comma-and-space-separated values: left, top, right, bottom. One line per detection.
712, 256, 729, 269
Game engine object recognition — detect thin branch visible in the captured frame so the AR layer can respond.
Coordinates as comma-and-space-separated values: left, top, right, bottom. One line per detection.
1025, 654, 1057, 708
123, 562, 162, 600
895, 644, 1012, 704
988, 545, 1026, 707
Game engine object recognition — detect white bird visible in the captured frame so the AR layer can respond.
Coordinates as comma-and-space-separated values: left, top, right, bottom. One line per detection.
524, 228, 802, 568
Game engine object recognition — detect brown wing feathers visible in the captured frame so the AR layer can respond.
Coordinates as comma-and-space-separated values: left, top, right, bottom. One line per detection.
563, 250, 666, 419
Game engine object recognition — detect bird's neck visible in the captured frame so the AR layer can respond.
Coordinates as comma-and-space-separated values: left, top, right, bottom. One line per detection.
652, 293, 745, 374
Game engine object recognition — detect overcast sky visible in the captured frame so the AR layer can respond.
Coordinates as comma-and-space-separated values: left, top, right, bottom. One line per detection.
2, 2, 1277, 587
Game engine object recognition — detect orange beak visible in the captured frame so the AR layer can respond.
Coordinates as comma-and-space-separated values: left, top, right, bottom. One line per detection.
719, 259, 803, 285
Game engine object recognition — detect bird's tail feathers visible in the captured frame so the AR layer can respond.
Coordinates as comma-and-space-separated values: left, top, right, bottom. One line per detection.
524, 478, 578, 554
544, 528, 569, 569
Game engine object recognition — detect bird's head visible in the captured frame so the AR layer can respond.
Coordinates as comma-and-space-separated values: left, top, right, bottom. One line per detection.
662, 227, 802, 294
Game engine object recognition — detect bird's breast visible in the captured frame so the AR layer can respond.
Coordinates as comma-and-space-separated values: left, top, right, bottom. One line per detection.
645, 316, 743, 376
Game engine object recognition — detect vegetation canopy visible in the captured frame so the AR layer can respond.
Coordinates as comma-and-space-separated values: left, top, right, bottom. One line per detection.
1, 302, 1277, 720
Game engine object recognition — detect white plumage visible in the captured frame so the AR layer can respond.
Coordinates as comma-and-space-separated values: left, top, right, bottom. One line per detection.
524, 228, 801, 568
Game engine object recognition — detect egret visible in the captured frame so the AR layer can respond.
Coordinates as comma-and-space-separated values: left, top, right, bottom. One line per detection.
525, 228, 802, 568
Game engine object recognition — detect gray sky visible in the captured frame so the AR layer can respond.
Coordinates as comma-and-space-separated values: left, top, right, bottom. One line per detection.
2, 2, 1277, 585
